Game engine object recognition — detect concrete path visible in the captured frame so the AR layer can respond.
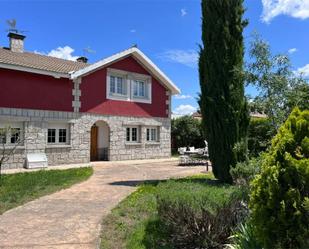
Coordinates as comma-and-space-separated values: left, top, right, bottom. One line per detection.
0, 159, 207, 249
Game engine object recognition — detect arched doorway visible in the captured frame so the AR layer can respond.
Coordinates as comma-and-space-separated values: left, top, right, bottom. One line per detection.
90, 121, 110, 161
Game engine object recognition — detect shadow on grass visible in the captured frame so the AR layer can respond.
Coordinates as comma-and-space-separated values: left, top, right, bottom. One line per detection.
109, 177, 224, 188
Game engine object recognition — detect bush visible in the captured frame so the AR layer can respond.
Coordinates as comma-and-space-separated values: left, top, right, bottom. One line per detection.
230, 157, 261, 187
249, 108, 309, 249
248, 117, 274, 157
156, 180, 247, 249
171, 116, 204, 151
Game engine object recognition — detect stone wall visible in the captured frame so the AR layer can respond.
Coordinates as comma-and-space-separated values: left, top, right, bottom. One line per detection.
0, 107, 171, 169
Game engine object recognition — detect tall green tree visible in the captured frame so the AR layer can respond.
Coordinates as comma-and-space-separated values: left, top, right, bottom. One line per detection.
199, 0, 249, 183
246, 34, 309, 130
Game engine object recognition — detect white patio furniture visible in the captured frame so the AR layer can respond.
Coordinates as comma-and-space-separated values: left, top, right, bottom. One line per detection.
178, 145, 210, 171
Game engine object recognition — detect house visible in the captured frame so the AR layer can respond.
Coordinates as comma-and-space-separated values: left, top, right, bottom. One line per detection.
0, 32, 180, 169
191, 112, 202, 120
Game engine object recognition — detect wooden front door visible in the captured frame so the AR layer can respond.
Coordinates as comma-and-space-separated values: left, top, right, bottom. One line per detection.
90, 125, 98, 161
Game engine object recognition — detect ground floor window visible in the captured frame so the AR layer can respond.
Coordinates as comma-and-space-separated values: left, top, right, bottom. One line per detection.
146, 127, 159, 142
47, 123, 69, 145
126, 126, 139, 143
0, 123, 23, 145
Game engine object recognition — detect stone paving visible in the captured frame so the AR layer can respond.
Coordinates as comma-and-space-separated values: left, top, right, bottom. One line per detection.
0, 159, 207, 249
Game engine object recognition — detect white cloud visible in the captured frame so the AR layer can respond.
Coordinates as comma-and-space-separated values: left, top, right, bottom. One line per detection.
159, 49, 198, 68
47, 46, 79, 61
295, 64, 309, 77
288, 48, 298, 54
181, 8, 187, 17
130, 29, 136, 33
174, 94, 193, 99
261, 0, 309, 23
173, 104, 197, 115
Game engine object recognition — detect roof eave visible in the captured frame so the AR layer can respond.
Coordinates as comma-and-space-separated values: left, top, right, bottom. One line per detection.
0, 62, 70, 79
71, 47, 181, 95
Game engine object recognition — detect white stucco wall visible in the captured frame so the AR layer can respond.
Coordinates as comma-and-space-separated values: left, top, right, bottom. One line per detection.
96, 121, 109, 149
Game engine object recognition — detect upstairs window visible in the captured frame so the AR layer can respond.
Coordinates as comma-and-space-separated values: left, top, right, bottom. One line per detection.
110, 76, 127, 96
107, 68, 151, 103
133, 80, 147, 98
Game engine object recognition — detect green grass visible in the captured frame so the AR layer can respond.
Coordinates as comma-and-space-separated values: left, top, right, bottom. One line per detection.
100, 174, 239, 249
0, 167, 93, 214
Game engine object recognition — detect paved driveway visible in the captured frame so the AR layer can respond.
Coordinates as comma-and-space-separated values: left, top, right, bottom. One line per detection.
0, 159, 206, 249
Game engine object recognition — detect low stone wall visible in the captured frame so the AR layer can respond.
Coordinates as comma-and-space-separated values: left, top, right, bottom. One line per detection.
0, 108, 171, 169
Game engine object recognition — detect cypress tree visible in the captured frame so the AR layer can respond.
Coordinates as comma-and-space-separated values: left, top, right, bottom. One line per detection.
199, 0, 249, 183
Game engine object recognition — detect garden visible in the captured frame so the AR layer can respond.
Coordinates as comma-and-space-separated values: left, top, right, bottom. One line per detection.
101, 0, 308, 248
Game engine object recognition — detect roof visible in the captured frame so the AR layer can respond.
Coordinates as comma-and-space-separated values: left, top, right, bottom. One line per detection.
250, 112, 268, 118
192, 112, 202, 118
0, 47, 88, 76
0, 46, 180, 94
71, 47, 181, 95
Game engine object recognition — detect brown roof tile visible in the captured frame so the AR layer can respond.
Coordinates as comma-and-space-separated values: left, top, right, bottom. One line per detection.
0, 48, 89, 74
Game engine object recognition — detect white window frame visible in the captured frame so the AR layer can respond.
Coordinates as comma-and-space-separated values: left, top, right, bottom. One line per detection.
47, 123, 70, 145
107, 69, 130, 101
107, 68, 152, 104
125, 126, 140, 143
146, 126, 160, 142
0, 122, 24, 146
131, 77, 151, 103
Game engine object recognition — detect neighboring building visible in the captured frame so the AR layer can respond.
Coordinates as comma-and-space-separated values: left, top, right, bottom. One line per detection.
0, 32, 180, 169
191, 112, 202, 120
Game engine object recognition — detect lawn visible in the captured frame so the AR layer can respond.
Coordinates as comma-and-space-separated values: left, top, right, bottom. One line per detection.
100, 174, 240, 249
0, 167, 93, 214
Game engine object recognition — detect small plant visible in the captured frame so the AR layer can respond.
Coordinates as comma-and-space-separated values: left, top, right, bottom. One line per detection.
226, 222, 262, 249
249, 108, 309, 249
156, 180, 247, 249
230, 157, 261, 187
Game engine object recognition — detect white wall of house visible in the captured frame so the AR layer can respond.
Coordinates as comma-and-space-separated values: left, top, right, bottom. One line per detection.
96, 121, 109, 149
0, 107, 171, 169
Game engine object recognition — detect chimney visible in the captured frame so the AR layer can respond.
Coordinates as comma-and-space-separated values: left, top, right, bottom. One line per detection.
76, 56, 88, 63
8, 32, 26, 53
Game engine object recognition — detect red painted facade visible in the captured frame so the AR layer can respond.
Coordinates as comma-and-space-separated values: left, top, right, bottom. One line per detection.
80, 56, 169, 118
0, 68, 73, 112
0, 56, 169, 118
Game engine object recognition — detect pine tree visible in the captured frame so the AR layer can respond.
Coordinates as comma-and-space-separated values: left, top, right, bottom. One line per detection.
199, 0, 249, 183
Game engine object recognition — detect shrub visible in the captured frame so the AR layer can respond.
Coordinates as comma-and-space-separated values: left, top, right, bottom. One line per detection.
249, 108, 309, 249
248, 117, 274, 157
230, 157, 261, 187
156, 180, 247, 249
171, 116, 204, 151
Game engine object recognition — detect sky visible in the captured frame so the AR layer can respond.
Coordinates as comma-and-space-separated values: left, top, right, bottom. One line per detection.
0, 0, 308, 115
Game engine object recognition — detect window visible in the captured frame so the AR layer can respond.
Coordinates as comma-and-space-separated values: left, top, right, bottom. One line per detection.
0, 128, 7, 144
10, 128, 21, 144
146, 127, 159, 142
47, 129, 56, 143
107, 68, 151, 103
47, 124, 69, 145
0, 123, 23, 146
59, 129, 67, 143
109, 75, 127, 96
133, 80, 146, 98
126, 127, 139, 143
